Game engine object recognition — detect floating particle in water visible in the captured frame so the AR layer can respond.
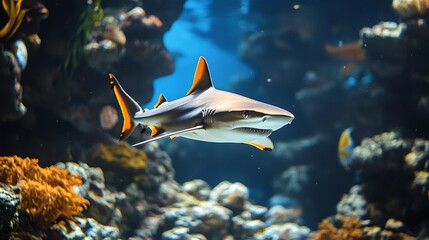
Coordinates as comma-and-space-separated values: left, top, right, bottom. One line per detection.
99, 105, 118, 130
293, 4, 300, 10
267, 78, 272, 83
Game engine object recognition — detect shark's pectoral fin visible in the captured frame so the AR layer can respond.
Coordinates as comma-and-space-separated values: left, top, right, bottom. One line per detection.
132, 125, 204, 147
244, 137, 274, 151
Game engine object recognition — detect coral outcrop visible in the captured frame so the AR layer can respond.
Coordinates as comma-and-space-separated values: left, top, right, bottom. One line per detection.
329, 132, 429, 237
393, 0, 429, 18
0, 156, 89, 226
311, 214, 363, 240
0, 183, 20, 233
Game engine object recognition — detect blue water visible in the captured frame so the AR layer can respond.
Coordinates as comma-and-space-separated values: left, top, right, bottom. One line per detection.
145, 0, 252, 108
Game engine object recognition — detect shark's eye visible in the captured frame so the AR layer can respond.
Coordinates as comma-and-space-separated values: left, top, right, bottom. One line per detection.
242, 111, 249, 119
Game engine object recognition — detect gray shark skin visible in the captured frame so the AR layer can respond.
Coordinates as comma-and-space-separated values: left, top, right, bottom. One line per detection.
109, 57, 294, 151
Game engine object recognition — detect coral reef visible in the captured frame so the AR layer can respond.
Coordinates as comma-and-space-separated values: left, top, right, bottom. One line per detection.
89, 141, 175, 192
55, 162, 125, 227
0, 48, 26, 122
347, 131, 410, 173
393, 0, 429, 18
150, 181, 310, 240
0, 156, 89, 226
330, 132, 429, 237
311, 214, 363, 240
0, 0, 186, 167
0, 183, 20, 233
49, 217, 120, 240
336, 185, 367, 219
98, 142, 148, 170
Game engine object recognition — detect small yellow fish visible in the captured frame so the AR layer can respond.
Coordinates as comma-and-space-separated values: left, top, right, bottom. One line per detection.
338, 128, 355, 170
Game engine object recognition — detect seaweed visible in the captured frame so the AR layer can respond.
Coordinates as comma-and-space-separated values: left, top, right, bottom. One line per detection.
62, 0, 103, 76
0, 156, 89, 227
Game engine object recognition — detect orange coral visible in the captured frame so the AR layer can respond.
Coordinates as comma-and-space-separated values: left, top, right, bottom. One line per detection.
0, 156, 89, 226
311, 215, 363, 240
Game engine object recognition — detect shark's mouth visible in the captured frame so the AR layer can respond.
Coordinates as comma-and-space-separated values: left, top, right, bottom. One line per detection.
236, 127, 272, 135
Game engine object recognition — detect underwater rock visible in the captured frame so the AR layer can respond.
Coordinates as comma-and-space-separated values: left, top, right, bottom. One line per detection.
255, 223, 311, 240
84, 40, 125, 74
336, 185, 368, 219
360, 21, 408, 79
161, 226, 207, 240
0, 183, 20, 233
56, 162, 125, 226
0, 48, 26, 122
405, 139, 429, 169
393, 0, 429, 19
265, 205, 302, 226
162, 200, 232, 239
348, 132, 410, 173
209, 181, 249, 213
48, 217, 120, 240
182, 179, 211, 201
142, 142, 176, 190
335, 133, 429, 233
360, 17, 429, 135
231, 215, 265, 239
90, 141, 172, 191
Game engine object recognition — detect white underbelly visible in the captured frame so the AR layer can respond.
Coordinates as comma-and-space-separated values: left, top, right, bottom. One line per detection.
179, 129, 257, 143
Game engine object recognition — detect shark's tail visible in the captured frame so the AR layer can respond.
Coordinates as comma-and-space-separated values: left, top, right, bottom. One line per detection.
109, 74, 143, 141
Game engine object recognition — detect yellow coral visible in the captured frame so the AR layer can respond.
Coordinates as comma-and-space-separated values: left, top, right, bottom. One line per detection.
0, 0, 31, 39
392, 0, 429, 18
311, 215, 363, 240
0, 156, 89, 226
99, 142, 147, 170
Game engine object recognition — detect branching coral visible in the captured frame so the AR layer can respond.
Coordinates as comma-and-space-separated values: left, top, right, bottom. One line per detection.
0, 0, 30, 40
0, 156, 89, 226
311, 214, 363, 240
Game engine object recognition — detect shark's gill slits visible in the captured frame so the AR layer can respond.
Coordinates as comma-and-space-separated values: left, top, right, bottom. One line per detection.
202, 108, 216, 125
236, 127, 272, 134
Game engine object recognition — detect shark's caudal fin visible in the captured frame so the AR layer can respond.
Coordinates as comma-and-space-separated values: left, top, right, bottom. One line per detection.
186, 56, 214, 96
109, 74, 143, 141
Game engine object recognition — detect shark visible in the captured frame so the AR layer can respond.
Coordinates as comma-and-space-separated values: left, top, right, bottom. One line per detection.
109, 56, 294, 151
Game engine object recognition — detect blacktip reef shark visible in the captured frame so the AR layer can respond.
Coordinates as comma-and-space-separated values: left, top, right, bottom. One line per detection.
109, 57, 294, 151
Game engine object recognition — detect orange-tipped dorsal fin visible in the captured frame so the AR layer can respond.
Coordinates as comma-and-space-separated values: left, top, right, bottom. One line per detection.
154, 94, 167, 108
186, 56, 214, 96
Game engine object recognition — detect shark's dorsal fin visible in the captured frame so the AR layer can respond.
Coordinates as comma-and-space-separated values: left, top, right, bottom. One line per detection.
244, 137, 274, 151
186, 57, 214, 96
154, 94, 167, 108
